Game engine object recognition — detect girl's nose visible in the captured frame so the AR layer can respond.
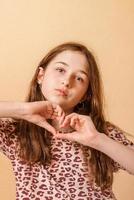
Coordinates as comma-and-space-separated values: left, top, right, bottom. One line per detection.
61, 76, 72, 88
62, 79, 69, 87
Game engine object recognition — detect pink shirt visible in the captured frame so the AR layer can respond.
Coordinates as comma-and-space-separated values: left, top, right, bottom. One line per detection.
0, 118, 133, 200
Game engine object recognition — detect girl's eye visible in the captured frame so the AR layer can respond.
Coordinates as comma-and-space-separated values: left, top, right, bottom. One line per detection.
76, 76, 84, 82
56, 67, 65, 73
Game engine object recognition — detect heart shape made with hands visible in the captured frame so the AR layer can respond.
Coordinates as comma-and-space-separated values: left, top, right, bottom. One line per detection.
50, 112, 93, 136
45, 111, 98, 147
51, 114, 75, 134
52, 113, 99, 147
44, 112, 81, 136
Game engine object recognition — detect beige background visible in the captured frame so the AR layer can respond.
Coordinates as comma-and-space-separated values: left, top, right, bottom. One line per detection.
0, 0, 134, 199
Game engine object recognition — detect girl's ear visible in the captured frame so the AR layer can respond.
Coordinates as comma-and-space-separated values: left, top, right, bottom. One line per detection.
37, 67, 45, 84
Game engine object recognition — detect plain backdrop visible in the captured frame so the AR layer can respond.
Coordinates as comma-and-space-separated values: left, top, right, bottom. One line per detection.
0, 0, 134, 199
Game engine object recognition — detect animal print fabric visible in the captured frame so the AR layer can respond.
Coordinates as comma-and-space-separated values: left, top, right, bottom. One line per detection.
0, 118, 133, 200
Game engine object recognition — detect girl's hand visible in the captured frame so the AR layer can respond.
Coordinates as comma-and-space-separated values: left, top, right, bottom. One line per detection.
23, 101, 65, 135
55, 113, 99, 147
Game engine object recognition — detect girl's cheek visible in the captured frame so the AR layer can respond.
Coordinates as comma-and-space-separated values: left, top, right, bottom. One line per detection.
51, 71, 60, 77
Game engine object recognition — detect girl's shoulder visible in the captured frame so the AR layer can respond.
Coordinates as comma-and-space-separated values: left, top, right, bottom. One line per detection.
0, 118, 19, 158
105, 121, 134, 173
105, 121, 134, 148
0, 117, 18, 133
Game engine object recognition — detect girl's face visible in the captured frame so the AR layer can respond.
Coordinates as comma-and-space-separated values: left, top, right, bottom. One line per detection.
37, 50, 90, 113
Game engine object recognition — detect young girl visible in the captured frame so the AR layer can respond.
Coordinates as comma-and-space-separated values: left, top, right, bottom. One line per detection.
0, 42, 134, 200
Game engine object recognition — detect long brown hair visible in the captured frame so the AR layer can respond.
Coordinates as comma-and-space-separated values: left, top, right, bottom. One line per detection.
18, 42, 113, 189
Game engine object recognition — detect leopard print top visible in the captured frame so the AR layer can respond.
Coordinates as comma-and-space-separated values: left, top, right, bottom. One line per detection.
0, 118, 133, 200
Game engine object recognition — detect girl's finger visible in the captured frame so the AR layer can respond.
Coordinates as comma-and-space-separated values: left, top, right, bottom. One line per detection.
38, 119, 56, 135
53, 104, 65, 118
60, 113, 77, 127
59, 112, 65, 125
70, 116, 79, 129
60, 115, 71, 127
47, 106, 60, 118
55, 131, 77, 142
32, 114, 56, 135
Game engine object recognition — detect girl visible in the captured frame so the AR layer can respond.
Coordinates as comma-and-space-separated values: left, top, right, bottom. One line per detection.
0, 42, 134, 200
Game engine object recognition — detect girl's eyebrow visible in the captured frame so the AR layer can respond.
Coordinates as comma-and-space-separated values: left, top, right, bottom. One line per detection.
55, 61, 89, 78
55, 61, 68, 67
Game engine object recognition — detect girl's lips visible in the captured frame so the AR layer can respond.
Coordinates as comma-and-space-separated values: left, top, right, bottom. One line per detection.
55, 89, 68, 96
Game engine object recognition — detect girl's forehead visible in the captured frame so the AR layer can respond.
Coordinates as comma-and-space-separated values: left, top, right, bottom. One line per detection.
51, 50, 89, 70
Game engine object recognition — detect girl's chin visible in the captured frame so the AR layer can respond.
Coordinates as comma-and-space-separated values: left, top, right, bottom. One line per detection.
46, 96, 74, 113
48, 97, 67, 107
55, 103, 73, 114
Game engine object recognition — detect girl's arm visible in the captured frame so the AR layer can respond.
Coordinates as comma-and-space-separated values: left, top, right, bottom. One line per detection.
0, 101, 27, 119
93, 133, 134, 174
0, 101, 65, 134
56, 113, 134, 174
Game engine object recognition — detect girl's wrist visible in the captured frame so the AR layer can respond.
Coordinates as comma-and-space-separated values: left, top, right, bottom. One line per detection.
0, 101, 29, 119
89, 132, 107, 151
15, 102, 30, 119
8, 102, 29, 119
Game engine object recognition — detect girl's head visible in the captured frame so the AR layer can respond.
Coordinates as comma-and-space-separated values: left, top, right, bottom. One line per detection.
37, 50, 89, 114
28, 42, 104, 116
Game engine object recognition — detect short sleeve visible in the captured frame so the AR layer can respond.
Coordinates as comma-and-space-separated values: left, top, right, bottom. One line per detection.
106, 121, 134, 173
0, 118, 17, 158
